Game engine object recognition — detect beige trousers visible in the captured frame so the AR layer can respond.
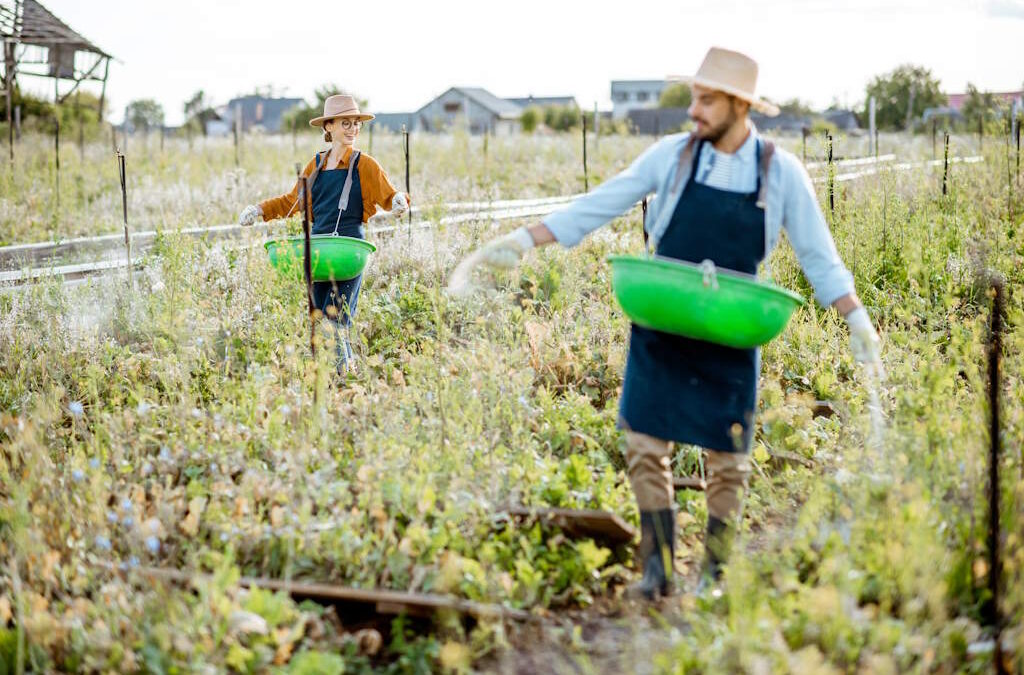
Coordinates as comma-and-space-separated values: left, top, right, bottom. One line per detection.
625, 431, 751, 519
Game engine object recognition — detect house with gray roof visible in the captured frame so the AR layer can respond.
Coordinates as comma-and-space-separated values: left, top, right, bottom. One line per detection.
611, 80, 667, 119
505, 95, 578, 109
218, 95, 304, 134
414, 87, 523, 135
370, 112, 414, 134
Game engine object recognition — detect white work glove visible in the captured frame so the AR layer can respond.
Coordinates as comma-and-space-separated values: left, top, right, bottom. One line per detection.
845, 307, 882, 368
447, 226, 536, 297
238, 204, 262, 227
390, 192, 409, 216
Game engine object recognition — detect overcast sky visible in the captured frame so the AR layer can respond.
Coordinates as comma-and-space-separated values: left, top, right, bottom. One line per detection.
30, 0, 1024, 125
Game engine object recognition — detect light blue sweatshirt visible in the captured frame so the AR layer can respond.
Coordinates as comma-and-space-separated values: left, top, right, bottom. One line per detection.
542, 129, 856, 307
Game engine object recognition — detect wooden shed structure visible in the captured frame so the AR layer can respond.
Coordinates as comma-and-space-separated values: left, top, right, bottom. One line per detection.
0, 0, 112, 156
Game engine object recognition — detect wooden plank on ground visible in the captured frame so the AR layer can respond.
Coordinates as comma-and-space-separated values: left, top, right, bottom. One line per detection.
501, 506, 636, 545
98, 562, 531, 622
673, 476, 706, 492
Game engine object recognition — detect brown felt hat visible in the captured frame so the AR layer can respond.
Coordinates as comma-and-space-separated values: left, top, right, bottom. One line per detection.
309, 94, 375, 127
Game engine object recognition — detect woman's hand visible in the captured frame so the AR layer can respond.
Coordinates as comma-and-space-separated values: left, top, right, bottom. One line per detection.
238, 204, 262, 227
390, 192, 410, 216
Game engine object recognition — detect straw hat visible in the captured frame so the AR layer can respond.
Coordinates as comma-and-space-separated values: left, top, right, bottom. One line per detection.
669, 47, 779, 117
309, 94, 375, 127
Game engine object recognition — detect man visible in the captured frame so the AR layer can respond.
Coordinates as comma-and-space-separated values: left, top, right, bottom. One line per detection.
449, 47, 881, 599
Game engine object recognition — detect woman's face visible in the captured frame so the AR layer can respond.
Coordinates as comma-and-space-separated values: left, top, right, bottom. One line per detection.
326, 117, 360, 147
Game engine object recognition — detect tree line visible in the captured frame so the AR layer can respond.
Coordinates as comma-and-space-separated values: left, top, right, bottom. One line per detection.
2, 67, 1019, 138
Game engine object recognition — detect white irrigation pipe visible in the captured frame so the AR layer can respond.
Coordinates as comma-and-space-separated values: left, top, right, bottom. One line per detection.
0, 193, 582, 267
0, 152, 962, 264
805, 153, 896, 171
1, 155, 988, 288
0, 256, 141, 285
813, 155, 983, 184
0, 198, 582, 287
443, 193, 582, 211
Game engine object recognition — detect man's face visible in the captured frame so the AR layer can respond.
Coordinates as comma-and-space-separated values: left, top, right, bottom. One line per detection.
688, 85, 746, 142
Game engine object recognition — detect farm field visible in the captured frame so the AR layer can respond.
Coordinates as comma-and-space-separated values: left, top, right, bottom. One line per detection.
0, 128, 1022, 674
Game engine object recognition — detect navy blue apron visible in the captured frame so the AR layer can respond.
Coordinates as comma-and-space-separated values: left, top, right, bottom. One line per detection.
310, 151, 363, 327
619, 140, 767, 453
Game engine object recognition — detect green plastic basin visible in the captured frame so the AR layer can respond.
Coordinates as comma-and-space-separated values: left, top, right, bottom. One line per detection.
608, 255, 805, 348
264, 235, 376, 282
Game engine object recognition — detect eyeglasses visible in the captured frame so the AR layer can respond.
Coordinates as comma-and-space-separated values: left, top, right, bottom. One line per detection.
337, 119, 362, 130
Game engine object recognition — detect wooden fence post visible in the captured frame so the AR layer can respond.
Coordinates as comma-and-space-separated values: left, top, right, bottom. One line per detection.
582, 114, 589, 193
985, 278, 1006, 675
942, 132, 950, 196
117, 151, 133, 288
234, 103, 241, 166
299, 164, 316, 359
826, 132, 834, 220
402, 124, 411, 230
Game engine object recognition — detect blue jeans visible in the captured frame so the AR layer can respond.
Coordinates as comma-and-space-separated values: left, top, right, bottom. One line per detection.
312, 275, 362, 328
313, 275, 362, 367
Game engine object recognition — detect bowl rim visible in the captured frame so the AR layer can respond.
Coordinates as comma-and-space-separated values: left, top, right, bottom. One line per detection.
607, 254, 805, 306
264, 234, 377, 254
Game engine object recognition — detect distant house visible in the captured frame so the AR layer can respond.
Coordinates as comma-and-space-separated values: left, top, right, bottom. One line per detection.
371, 90, 579, 135
611, 80, 667, 119
627, 108, 833, 135
414, 87, 523, 135
206, 95, 304, 135
204, 117, 231, 137
922, 106, 964, 125
371, 112, 414, 134
821, 109, 860, 131
750, 112, 812, 133
505, 95, 578, 109
627, 107, 689, 135
946, 90, 1023, 113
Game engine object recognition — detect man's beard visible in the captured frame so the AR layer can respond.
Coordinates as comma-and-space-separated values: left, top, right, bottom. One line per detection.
694, 107, 738, 143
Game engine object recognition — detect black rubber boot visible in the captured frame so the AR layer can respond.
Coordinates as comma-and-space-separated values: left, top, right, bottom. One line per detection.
628, 509, 675, 600
697, 515, 731, 595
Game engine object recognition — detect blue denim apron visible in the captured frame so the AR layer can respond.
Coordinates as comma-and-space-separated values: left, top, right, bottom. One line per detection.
310, 151, 363, 327
619, 139, 767, 453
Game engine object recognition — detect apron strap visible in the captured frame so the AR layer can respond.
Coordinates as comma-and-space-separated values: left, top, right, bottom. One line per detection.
333, 150, 360, 235
757, 139, 775, 279
756, 140, 774, 209
289, 151, 326, 219
649, 135, 700, 255
338, 150, 360, 214
670, 134, 700, 195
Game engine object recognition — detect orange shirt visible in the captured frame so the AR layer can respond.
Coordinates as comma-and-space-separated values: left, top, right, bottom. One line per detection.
259, 146, 401, 224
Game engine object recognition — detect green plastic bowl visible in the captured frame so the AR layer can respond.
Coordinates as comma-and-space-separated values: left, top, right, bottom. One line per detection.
608, 255, 805, 348
264, 235, 376, 282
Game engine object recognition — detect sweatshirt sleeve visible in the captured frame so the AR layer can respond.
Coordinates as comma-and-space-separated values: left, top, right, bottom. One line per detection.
259, 157, 317, 221
356, 154, 400, 222
540, 135, 676, 247
778, 152, 856, 307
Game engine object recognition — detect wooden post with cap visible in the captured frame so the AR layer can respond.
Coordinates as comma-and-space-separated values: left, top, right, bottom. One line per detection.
299, 164, 316, 359
985, 277, 1006, 675
116, 150, 132, 289
942, 132, 950, 196
402, 124, 411, 232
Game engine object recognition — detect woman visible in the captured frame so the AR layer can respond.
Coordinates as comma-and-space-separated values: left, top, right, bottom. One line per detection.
239, 94, 409, 373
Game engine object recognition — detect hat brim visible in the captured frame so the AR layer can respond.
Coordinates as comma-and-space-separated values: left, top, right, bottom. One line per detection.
667, 74, 780, 117
309, 112, 375, 128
